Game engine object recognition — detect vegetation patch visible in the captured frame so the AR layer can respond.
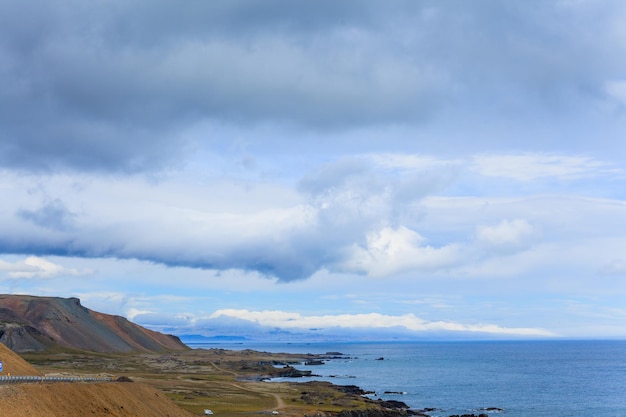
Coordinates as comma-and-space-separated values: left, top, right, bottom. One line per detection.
21, 348, 390, 416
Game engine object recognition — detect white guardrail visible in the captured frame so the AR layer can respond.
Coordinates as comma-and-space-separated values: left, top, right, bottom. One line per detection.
0, 375, 114, 383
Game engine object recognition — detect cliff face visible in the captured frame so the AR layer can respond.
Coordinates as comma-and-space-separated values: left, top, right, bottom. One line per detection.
0, 295, 188, 353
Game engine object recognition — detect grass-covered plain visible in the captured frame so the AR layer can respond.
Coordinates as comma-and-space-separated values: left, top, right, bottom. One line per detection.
22, 348, 383, 417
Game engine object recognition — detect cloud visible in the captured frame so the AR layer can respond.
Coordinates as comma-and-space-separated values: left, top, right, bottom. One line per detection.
0, 1, 439, 173
1, 1, 625, 339
471, 154, 621, 182
341, 226, 462, 278
475, 219, 538, 252
299, 158, 371, 197
0, 256, 87, 280
2, 1, 626, 172
599, 259, 626, 276
1, 151, 624, 282
340, 219, 538, 278
207, 309, 555, 337
368, 154, 459, 172
17, 199, 76, 231
605, 80, 626, 104
132, 310, 269, 336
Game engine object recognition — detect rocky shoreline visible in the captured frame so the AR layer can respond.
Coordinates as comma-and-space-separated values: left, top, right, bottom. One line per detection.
272, 352, 504, 417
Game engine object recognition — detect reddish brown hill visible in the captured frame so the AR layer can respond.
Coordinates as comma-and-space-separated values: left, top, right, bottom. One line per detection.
0, 295, 188, 353
0, 341, 41, 376
0, 382, 195, 417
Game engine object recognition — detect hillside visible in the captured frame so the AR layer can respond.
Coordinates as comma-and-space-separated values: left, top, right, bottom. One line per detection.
0, 341, 40, 376
0, 295, 400, 417
0, 382, 196, 417
23, 347, 398, 417
0, 295, 188, 353
0, 344, 195, 417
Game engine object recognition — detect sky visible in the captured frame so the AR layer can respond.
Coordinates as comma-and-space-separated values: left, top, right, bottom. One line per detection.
1, 0, 626, 340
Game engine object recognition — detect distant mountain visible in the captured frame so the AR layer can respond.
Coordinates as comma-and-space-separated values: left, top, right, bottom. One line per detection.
179, 334, 249, 342
0, 295, 188, 353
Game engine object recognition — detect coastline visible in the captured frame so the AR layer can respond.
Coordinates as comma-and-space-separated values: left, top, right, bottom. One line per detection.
259, 349, 493, 417
182, 340, 626, 417
21, 344, 420, 417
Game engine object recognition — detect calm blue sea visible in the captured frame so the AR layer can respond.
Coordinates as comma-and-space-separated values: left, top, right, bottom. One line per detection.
184, 340, 626, 417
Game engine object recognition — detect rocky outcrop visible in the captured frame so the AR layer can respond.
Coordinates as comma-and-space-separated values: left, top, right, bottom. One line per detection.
447, 414, 488, 417
376, 400, 411, 409
0, 322, 55, 352
335, 385, 375, 395
334, 393, 420, 417
0, 294, 188, 353
336, 408, 412, 417
271, 365, 315, 377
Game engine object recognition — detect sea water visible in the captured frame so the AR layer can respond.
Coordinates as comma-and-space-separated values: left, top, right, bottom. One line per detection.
184, 340, 626, 417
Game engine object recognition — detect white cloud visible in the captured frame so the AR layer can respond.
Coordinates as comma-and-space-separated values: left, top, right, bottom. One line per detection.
475, 219, 538, 251
471, 154, 620, 182
208, 309, 555, 337
341, 226, 462, 278
605, 80, 626, 104
126, 308, 154, 321
0, 256, 87, 280
2, 152, 624, 283
367, 153, 459, 172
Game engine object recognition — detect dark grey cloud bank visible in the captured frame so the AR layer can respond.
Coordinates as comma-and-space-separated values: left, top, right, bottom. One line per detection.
2, 0, 625, 172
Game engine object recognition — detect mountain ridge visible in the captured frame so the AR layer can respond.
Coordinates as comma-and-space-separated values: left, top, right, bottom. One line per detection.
0, 294, 188, 353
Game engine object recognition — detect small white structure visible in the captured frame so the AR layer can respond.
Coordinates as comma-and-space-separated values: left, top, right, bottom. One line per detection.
204, 410, 213, 415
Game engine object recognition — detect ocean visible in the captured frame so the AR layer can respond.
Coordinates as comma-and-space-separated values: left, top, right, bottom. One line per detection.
184, 340, 626, 417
